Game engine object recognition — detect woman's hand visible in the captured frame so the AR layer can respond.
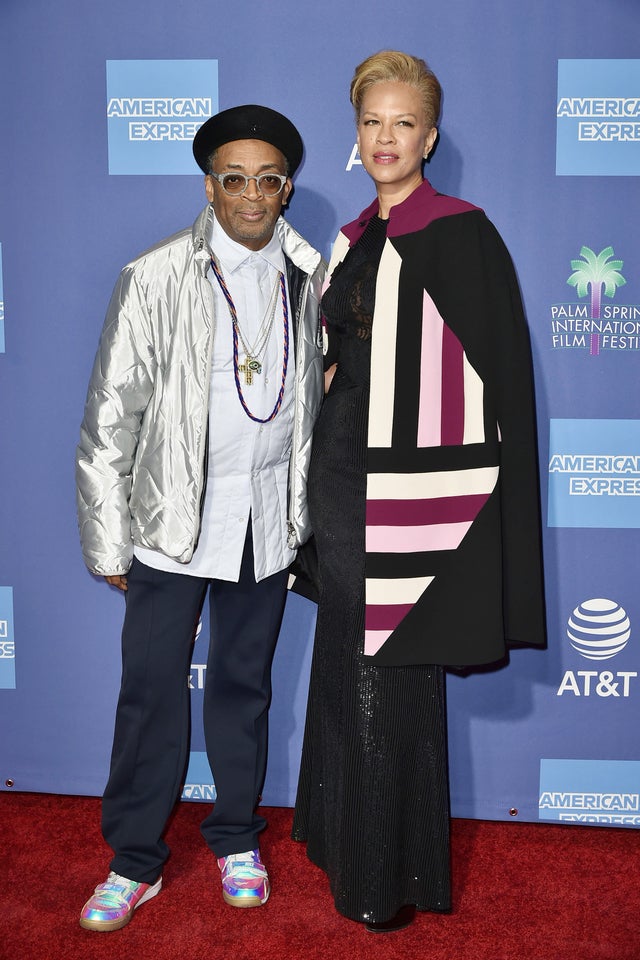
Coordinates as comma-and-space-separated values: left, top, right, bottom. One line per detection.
324, 363, 337, 394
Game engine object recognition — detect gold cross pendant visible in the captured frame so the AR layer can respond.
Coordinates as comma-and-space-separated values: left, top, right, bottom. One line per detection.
238, 357, 262, 386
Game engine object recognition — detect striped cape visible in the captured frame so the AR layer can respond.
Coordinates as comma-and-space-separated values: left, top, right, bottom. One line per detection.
325, 180, 545, 667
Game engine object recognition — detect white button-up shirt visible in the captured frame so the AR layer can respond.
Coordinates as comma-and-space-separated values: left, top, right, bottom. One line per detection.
135, 212, 296, 581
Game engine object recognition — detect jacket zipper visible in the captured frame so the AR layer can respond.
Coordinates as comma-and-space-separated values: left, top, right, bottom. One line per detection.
191, 243, 216, 553
287, 272, 312, 545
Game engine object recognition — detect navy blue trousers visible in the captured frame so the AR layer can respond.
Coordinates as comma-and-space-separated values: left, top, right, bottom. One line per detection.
102, 528, 288, 884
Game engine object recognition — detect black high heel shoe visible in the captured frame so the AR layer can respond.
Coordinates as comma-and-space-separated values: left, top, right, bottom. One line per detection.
365, 904, 416, 933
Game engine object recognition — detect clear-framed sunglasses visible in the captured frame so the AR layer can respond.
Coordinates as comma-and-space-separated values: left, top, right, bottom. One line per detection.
208, 171, 288, 197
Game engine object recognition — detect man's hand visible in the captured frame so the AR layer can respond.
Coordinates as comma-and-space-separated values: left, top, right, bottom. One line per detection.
105, 574, 128, 591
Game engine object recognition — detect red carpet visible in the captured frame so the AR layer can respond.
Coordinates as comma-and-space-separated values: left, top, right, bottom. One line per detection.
1, 791, 638, 960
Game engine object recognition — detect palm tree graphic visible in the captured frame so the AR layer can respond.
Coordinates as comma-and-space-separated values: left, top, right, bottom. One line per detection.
567, 246, 626, 320
567, 246, 626, 355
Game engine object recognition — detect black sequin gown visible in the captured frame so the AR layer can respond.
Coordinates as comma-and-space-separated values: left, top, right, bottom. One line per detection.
292, 216, 451, 923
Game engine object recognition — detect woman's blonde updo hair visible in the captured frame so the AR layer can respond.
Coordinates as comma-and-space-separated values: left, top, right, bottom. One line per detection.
350, 50, 442, 130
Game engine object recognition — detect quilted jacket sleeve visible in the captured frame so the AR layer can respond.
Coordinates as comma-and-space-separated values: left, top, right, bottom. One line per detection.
75, 266, 156, 576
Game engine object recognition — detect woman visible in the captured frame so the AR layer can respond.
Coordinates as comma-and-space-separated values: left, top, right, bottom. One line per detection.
292, 51, 545, 932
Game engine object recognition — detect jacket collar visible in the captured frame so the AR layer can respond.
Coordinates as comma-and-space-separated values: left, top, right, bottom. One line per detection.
341, 178, 479, 245
191, 203, 324, 278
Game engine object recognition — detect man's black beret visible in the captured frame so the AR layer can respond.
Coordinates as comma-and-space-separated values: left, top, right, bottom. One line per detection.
192, 104, 303, 175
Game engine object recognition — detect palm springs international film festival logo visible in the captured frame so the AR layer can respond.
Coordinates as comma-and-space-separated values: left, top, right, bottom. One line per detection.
107, 60, 218, 175
556, 59, 640, 176
550, 245, 640, 355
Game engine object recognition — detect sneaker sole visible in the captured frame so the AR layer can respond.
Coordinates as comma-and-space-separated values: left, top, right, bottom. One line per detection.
222, 887, 270, 908
80, 912, 135, 932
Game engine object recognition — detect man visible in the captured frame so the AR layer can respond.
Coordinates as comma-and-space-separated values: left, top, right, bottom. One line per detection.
76, 105, 325, 931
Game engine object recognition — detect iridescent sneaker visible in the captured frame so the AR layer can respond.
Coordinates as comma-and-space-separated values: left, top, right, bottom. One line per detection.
79, 871, 162, 931
217, 849, 270, 907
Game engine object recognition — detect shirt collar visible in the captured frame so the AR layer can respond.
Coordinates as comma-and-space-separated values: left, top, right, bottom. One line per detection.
210, 210, 285, 275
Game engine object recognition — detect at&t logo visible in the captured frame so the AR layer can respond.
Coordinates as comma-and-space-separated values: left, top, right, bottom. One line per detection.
567, 598, 630, 659
557, 598, 636, 697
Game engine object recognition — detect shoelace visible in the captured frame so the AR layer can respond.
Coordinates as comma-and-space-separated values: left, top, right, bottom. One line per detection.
95, 873, 140, 901
221, 854, 267, 878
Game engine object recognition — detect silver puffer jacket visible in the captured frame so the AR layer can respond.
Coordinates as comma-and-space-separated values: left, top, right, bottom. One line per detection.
76, 204, 326, 576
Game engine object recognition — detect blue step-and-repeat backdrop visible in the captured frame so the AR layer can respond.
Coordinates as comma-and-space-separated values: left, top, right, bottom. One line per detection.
1, 0, 639, 828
